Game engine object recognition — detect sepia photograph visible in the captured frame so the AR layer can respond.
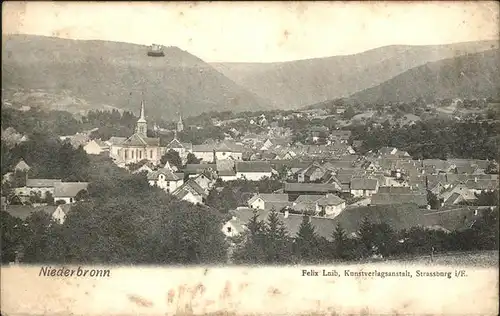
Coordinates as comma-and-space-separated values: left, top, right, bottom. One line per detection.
1, 1, 499, 315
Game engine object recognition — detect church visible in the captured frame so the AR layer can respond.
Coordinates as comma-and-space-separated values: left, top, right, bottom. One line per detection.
108, 101, 166, 166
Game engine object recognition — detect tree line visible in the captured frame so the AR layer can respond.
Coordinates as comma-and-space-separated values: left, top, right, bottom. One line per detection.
231, 208, 499, 264
349, 119, 499, 160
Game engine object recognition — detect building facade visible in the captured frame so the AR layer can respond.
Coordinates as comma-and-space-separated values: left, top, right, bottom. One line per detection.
109, 101, 166, 166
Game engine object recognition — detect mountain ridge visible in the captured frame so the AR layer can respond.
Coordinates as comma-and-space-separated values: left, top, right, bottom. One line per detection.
211, 40, 499, 108
347, 49, 500, 104
2, 34, 272, 119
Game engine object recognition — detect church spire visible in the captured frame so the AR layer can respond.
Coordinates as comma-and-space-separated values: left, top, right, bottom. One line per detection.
176, 109, 184, 132
138, 100, 146, 123
135, 98, 147, 138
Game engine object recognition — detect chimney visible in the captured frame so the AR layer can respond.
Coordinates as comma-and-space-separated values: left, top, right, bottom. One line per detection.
284, 210, 289, 218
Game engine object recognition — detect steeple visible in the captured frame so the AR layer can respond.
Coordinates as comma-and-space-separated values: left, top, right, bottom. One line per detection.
135, 99, 148, 138
176, 111, 184, 132
138, 100, 146, 123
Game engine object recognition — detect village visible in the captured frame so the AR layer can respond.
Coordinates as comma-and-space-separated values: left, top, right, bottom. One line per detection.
2, 97, 498, 261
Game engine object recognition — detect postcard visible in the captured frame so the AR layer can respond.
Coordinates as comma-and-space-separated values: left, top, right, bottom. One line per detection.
1, 1, 499, 315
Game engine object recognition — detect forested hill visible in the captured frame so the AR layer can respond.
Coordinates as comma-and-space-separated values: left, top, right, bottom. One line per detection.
348, 49, 500, 104
211, 40, 498, 108
2, 34, 271, 118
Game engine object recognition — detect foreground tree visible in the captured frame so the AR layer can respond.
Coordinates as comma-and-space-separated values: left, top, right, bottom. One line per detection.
263, 209, 292, 264
331, 223, 350, 260
232, 212, 266, 264
294, 216, 320, 263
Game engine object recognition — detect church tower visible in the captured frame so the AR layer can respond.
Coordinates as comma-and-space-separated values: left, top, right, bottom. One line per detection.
135, 100, 148, 138
177, 112, 184, 132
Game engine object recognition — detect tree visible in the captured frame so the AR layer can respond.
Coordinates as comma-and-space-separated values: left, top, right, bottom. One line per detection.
370, 223, 398, 257
22, 211, 63, 263
45, 192, 54, 205
358, 216, 375, 258
263, 209, 292, 264
294, 216, 319, 263
331, 223, 350, 260
75, 189, 90, 202
1, 211, 26, 263
427, 190, 440, 209
186, 152, 201, 165
231, 211, 267, 264
29, 191, 43, 204
160, 149, 182, 170
205, 187, 238, 213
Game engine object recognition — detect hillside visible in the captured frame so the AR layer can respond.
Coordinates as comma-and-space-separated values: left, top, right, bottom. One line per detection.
1, 34, 271, 119
211, 40, 499, 108
348, 49, 500, 104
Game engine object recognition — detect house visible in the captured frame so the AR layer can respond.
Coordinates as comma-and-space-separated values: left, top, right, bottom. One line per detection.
350, 178, 379, 197
443, 192, 464, 206
192, 144, 216, 162
60, 133, 89, 149
14, 159, 30, 172
83, 139, 110, 155
133, 162, 154, 174
191, 173, 214, 192
221, 216, 246, 238
52, 204, 72, 224
53, 182, 89, 204
172, 179, 207, 205
216, 159, 238, 182
235, 161, 272, 181
167, 137, 192, 162
148, 168, 184, 193
297, 163, 326, 183
183, 164, 216, 178
290, 195, 322, 214
440, 184, 477, 202
316, 194, 346, 218
214, 142, 245, 161
15, 179, 62, 201
284, 183, 341, 200
464, 179, 497, 194
247, 193, 290, 211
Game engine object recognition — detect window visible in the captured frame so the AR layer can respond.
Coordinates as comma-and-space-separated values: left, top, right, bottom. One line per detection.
150, 150, 153, 159
124, 150, 128, 159
131, 151, 135, 159
139, 151, 142, 159
227, 226, 232, 233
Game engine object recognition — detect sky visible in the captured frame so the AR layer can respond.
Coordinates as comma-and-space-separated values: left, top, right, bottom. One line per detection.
3, 1, 499, 62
